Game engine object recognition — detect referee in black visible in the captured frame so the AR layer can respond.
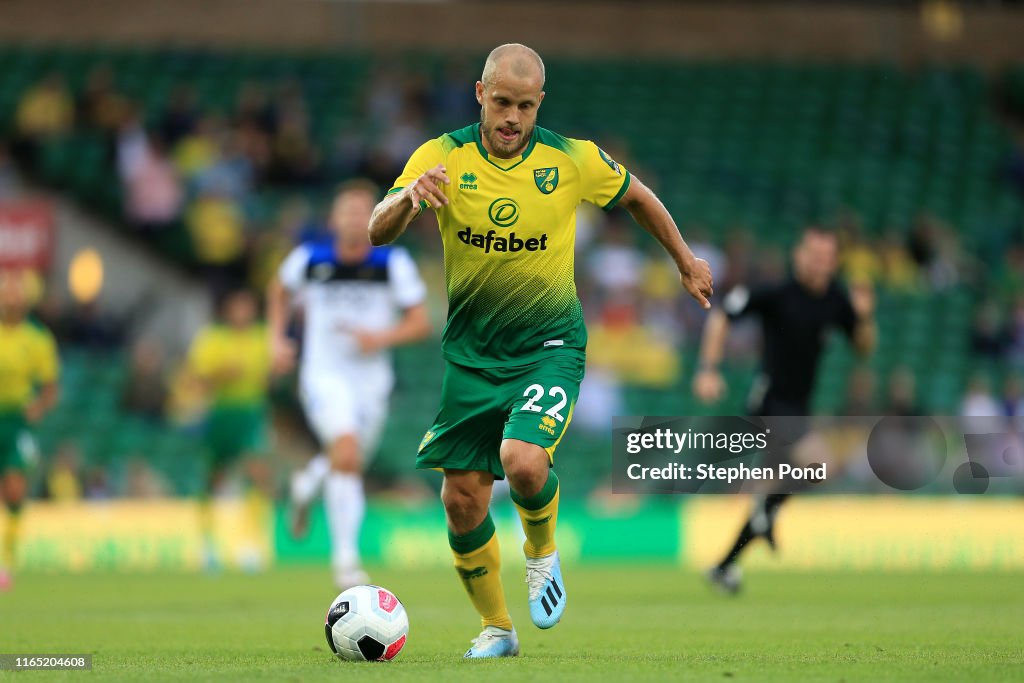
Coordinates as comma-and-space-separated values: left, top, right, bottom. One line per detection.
693, 226, 876, 592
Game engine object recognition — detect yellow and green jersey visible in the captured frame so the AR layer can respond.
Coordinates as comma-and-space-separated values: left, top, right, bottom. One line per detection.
0, 319, 59, 411
187, 324, 270, 406
390, 123, 630, 368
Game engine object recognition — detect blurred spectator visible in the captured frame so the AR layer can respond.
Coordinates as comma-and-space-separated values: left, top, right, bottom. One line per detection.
587, 220, 644, 295
173, 115, 221, 180
186, 187, 247, 294
120, 338, 169, 421
995, 245, 1024, 306
841, 366, 877, 416
840, 216, 883, 287
83, 466, 113, 500
433, 58, 478, 125
76, 64, 130, 136
43, 442, 84, 503
365, 65, 405, 128
269, 101, 321, 186
907, 213, 959, 290
1001, 375, 1024, 417
572, 366, 625, 434
160, 84, 199, 148
878, 230, 920, 293
122, 134, 184, 232
124, 456, 169, 498
63, 301, 124, 350
0, 144, 19, 198
970, 300, 1010, 359
13, 73, 74, 165
588, 292, 680, 388
195, 130, 254, 202
1009, 297, 1024, 368
885, 366, 921, 416
234, 82, 276, 137
960, 373, 1002, 417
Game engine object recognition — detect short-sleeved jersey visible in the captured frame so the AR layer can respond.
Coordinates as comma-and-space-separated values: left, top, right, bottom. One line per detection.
723, 277, 857, 405
0, 320, 59, 410
277, 242, 426, 387
390, 123, 630, 368
188, 324, 270, 406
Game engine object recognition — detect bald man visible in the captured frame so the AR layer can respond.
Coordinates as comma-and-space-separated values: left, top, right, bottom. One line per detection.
369, 44, 713, 657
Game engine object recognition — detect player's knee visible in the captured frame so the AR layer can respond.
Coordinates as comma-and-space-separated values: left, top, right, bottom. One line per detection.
3, 473, 27, 504
500, 440, 548, 496
328, 434, 362, 473
441, 480, 489, 534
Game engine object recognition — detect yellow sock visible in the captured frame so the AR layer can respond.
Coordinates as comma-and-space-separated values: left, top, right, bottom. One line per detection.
449, 513, 513, 630
512, 470, 559, 558
243, 488, 270, 555
3, 507, 21, 567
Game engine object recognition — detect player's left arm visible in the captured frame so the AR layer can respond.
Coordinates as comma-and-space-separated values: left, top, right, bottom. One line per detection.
618, 176, 713, 309
353, 304, 431, 355
353, 247, 432, 354
847, 283, 877, 357
25, 331, 59, 423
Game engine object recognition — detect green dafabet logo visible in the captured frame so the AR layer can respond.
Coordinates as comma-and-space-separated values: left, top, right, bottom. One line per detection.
534, 167, 559, 194
488, 197, 520, 227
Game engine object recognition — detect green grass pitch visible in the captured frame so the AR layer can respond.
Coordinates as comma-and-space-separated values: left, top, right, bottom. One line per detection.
2, 566, 1021, 682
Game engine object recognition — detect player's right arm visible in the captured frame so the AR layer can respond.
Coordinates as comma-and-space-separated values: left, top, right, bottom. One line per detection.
369, 140, 450, 246
267, 245, 309, 376
693, 284, 773, 404
693, 308, 730, 404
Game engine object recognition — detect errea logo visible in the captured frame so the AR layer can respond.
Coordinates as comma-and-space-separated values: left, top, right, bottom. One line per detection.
459, 172, 478, 190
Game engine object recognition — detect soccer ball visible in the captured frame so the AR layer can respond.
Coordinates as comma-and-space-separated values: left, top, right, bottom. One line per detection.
325, 585, 409, 661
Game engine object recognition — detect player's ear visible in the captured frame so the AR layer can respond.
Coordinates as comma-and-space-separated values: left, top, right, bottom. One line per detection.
537, 91, 545, 107
475, 81, 484, 105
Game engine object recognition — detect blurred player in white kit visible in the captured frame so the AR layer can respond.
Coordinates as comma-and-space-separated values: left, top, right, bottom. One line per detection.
268, 179, 431, 589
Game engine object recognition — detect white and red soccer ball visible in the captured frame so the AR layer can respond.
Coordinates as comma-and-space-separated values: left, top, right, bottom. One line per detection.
325, 585, 409, 662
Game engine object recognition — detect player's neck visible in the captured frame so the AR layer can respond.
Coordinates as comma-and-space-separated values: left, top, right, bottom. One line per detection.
336, 241, 371, 264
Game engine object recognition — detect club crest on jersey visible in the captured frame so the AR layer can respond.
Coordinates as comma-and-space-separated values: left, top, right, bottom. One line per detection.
534, 167, 559, 194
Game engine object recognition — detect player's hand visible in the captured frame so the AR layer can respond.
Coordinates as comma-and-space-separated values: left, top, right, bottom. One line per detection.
23, 401, 46, 424
405, 164, 450, 210
680, 257, 714, 309
270, 335, 297, 376
850, 282, 875, 319
352, 330, 390, 355
693, 368, 726, 404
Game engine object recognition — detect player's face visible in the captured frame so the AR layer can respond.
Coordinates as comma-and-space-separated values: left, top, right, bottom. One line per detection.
331, 190, 376, 246
0, 271, 27, 321
224, 292, 257, 328
476, 74, 544, 159
793, 232, 839, 293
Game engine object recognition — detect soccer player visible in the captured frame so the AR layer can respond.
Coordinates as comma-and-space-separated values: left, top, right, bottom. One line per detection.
0, 269, 59, 590
268, 179, 430, 589
693, 227, 876, 593
187, 288, 272, 569
367, 44, 714, 658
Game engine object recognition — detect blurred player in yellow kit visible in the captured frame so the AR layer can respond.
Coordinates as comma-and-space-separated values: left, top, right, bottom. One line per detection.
0, 269, 59, 590
187, 288, 272, 570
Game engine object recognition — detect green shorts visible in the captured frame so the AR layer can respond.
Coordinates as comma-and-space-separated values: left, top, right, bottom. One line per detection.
416, 353, 585, 478
204, 404, 269, 466
0, 411, 33, 474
